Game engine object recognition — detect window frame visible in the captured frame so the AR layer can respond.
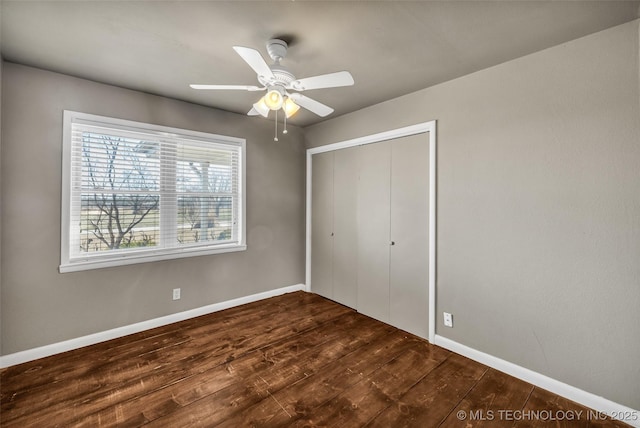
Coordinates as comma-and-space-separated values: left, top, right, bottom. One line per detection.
60, 111, 246, 273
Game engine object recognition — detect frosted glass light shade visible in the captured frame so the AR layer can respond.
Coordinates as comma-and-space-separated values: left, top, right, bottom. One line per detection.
264, 89, 284, 110
283, 98, 301, 118
252, 97, 270, 117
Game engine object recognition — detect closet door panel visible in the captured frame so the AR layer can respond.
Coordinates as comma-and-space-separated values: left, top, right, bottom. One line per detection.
311, 151, 334, 299
357, 141, 391, 323
390, 134, 430, 339
332, 147, 359, 308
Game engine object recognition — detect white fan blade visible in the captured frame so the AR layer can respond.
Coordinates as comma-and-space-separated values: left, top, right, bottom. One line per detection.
288, 93, 334, 117
288, 71, 354, 91
247, 107, 260, 116
190, 84, 263, 91
233, 46, 275, 80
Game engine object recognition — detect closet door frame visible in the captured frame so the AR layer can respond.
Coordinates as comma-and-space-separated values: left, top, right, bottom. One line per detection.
306, 121, 437, 343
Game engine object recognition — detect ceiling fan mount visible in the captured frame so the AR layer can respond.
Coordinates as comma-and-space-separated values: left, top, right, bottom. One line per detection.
190, 38, 355, 120
266, 38, 288, 62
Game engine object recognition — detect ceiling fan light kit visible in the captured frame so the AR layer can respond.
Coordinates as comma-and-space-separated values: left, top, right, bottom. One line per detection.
190, 38, 354, 140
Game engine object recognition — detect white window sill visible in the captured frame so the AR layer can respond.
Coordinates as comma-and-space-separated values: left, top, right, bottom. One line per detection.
59, 244, 247, 273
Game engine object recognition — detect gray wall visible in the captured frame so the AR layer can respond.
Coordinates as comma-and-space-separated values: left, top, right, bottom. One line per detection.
1, 63, 306, 355
306, 20, 640, 409
0, 57, 3, 349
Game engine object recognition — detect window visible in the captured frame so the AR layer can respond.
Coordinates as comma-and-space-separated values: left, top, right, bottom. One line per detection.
60, 111, 246, 273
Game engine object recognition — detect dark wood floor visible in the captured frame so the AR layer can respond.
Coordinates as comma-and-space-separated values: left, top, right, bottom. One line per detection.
0, 291, 628, 427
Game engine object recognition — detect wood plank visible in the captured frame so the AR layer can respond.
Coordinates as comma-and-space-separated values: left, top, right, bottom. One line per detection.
290, 345, 451, 427
1, 292, 350, 427
71, 311, 389, 427
0, 290, 307, 384
212, 329, 434, 427
366, 352, 488, 428
1, 292, 328, 422
439, 368, 533, 427
143, 313, 398, 427
515, 387, 629, 428
0, 290, 312, 398
1, 292, 627, 428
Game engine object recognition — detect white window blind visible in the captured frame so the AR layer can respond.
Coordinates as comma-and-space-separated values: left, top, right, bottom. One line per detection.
60, 111, 246, 273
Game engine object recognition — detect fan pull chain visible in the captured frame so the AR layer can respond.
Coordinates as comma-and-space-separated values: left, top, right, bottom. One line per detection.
283, 110, 288, 135
274, 110, 278, 142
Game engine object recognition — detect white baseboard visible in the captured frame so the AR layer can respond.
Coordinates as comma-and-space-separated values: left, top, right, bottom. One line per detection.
434, 335, 640, 427
0, 284, 305, 369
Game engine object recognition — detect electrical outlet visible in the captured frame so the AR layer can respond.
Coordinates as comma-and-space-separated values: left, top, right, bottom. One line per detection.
172, 288, 181, 300
443, 312, 453, 328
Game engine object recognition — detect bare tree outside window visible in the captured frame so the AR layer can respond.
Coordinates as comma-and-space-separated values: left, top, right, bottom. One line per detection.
80, 134, 160, 252
176, 157, 234, 244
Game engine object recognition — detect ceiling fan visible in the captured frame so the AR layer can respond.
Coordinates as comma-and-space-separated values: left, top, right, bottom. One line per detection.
190, 39, 354, 122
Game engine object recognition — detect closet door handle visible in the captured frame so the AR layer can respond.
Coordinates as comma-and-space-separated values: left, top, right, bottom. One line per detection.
390, 241, 395, 246
331, 233, 334, 237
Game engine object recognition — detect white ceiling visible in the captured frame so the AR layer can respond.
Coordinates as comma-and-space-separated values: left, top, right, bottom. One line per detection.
1, 1, 639, 127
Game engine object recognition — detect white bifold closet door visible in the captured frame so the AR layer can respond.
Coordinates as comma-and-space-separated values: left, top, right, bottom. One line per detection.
311, 132, 430, 339
310, 151, 334, 300
356, 141, 392, 323
332, 147, 359, 309
388, 134, 430, 339
310, 148, 359, 307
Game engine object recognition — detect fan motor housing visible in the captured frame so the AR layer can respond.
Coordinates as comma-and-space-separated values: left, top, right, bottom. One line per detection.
272, 65, 295, 85
258, 65, 295, 88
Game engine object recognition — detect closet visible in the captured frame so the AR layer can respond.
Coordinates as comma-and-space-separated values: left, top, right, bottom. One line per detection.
310, 132, 430, 339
